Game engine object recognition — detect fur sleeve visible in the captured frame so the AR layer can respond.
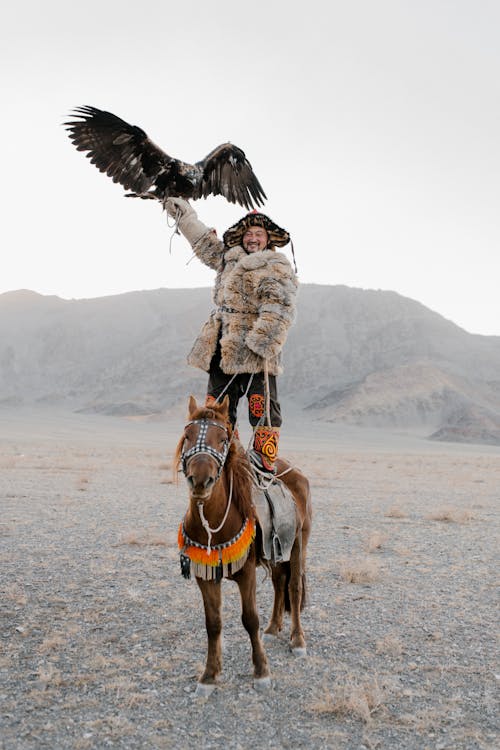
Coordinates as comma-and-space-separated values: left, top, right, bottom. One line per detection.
191, 231, 225, 271
245, 263, 298, 359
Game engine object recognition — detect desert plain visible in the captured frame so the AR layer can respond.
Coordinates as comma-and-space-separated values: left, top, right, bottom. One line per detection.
1, 404, 498, 749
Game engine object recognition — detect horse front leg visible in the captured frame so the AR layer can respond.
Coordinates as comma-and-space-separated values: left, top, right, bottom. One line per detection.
234, 563, 271, 690
196, 578, 223, 695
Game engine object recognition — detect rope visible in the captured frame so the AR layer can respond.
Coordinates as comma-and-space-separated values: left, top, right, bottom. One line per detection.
166, 207, 181, 255
197, 470, 233, 555
247, 462, 293, 491
165, 206, 196, 265
213, 373, 254, 458
213, 373, 239, 404
213, 371, 254, 410
263, 359, 272, 427
243, 373, 255, 401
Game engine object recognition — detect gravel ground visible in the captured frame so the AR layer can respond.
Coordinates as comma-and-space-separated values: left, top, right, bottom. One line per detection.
1, 409, 499, 749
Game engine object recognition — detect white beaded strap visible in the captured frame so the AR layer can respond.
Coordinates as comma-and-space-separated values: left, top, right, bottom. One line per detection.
197, 471, 233, 554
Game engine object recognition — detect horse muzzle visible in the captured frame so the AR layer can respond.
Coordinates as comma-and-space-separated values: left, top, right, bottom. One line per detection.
186, 472, 215, 499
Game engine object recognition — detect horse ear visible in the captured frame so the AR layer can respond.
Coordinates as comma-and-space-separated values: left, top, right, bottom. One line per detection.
219, 395, 230, 420
188, 395, 198, 417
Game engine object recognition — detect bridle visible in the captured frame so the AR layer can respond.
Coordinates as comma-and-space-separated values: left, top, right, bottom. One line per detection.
181, 418, 231, 483
181, 417, 234, 552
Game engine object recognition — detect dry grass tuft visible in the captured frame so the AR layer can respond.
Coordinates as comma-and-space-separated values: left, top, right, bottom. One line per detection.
4, 584, 27, 606
105, 677, 138, 698
384, 505, 407, 518
114, 532, 167, 547
426, 507, 475, 523
339, 557, 381, 584
38, 634, 66, 654
363, 530, 387, 553
124, 692, 153, 708
397, 707, 450, 732
375, 634, 403, 657
310, 676, 385, 723
37, 664, 64, 688
83, 715, 135, 739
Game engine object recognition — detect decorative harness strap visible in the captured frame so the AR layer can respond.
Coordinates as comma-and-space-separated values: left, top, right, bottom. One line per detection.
178, 517, 256, 582
181, 419, 230, 483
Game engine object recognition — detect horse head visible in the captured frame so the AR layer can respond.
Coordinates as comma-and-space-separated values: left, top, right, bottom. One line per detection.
177, 395, 232, 501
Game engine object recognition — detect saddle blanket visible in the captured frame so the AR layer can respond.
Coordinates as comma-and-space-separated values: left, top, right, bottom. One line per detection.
253, 478, 297, 563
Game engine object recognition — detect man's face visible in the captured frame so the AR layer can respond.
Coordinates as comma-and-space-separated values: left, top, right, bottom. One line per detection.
242, 226, 269, 253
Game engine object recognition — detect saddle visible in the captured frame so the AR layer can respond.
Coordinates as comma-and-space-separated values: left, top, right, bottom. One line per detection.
253, 477, 297, 563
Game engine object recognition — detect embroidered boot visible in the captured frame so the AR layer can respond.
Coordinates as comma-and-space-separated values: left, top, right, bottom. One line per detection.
250, 426, 279, 475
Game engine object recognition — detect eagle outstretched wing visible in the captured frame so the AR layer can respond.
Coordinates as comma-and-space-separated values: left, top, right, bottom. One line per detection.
194, 143, 266, 210
65, 106, 267, 210
65, 106, 176, 195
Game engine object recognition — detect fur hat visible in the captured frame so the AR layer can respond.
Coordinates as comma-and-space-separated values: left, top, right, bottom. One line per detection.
223, 211, 290, 249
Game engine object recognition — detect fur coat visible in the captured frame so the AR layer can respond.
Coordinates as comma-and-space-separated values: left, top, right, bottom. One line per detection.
187, 229, 298, 375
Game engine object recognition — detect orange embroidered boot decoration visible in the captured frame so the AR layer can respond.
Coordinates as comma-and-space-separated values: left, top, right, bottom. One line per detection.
252, 426, 279, 472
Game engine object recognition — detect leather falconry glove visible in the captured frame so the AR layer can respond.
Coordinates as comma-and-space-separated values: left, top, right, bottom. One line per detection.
164, 197, 209, 247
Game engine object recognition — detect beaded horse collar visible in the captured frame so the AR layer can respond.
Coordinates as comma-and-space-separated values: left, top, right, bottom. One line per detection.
181, 418, 230, 482
178, 517, 255, 582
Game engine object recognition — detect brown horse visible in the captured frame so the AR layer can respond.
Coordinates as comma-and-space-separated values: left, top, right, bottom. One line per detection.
174, 395, 312, 695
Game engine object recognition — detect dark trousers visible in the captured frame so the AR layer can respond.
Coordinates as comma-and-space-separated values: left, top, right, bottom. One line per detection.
207, 344, 282, 429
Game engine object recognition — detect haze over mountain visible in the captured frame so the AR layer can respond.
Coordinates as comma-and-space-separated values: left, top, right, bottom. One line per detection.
1, 286, 499, 445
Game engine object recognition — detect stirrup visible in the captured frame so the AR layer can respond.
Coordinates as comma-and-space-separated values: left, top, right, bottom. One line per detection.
249, 449, 277, 476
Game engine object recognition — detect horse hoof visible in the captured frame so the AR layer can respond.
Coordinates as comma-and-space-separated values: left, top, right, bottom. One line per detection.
291, 646, 307, 657
253, 676, 272, 692
195, 682, 216, 698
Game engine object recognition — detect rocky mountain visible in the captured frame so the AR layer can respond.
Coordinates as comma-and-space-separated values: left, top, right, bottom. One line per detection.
1, 285, 499, 444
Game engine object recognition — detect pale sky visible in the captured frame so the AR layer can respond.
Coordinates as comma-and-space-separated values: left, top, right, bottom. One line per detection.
2, 1, 499, 335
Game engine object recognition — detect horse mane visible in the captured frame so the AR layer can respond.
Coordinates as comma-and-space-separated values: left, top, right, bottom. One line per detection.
225, 439, 255, 521
173, 403, 255, 521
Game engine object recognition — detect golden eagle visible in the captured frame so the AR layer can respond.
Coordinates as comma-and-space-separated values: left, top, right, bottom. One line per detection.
65, 106, 267, 210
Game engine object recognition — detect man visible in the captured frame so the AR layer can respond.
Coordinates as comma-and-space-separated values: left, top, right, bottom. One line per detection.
166, 197, 298, 474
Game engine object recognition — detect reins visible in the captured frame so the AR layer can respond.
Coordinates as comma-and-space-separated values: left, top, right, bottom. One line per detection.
208, 359, 295, 485
197, 470, 233, 554
180, 362, 295, 545
263, 359, 272, 428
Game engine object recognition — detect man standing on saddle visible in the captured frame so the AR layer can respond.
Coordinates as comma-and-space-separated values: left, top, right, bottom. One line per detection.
165, 197, 298, 475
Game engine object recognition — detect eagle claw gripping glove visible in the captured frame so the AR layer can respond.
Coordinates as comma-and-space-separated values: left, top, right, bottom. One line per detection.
165, 197, 210, 247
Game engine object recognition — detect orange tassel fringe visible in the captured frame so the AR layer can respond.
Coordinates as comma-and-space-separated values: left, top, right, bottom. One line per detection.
178, 518, 255, 580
